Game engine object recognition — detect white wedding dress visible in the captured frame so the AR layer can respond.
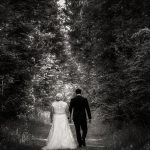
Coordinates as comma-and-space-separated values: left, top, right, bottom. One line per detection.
42, 101, 77, 150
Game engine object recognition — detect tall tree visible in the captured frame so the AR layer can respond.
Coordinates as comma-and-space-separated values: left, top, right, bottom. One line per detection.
65, 0, 150, 125
0, 0, 64, 118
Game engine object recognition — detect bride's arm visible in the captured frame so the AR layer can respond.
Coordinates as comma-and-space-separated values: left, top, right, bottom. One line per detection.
65, 103, 69, 116
65, 103, 72, 123
65, 103, 70, 120
50, 104, 54, 123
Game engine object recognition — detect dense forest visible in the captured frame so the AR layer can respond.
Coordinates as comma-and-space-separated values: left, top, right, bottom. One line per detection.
64, 0, 150, 126
0, 0, 66, 118
0, 0, 150, 125
0, 0, 99, 119
0, 0, 150, 149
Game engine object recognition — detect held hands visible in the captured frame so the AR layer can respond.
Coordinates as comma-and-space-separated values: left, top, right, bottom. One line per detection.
68, 117, 72, 123
69, 119, 72, 123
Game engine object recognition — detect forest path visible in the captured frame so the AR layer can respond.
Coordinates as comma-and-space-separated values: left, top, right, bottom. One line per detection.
1, 111, 113, 150
30, 117, 108, 150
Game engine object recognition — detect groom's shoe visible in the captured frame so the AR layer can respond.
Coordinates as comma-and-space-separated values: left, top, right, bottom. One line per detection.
78, 144, 82, 148
82, 139, 86, 147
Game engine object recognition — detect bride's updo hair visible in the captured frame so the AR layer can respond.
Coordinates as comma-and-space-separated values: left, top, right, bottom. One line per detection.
56, 93, 63, 101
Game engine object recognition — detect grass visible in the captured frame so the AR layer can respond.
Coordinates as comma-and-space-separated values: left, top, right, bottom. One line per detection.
0, 117, 104, 150
0, 111, 150, 150
100, 122, 150, 150
0, 119, 40, 150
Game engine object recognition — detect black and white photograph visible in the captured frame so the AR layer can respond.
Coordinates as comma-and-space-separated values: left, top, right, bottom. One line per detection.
0, 0, 150, 150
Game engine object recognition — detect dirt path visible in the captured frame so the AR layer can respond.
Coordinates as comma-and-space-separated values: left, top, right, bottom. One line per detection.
1, 115, 148, 150
0, 110, 112, 150
30, 118, 108, 150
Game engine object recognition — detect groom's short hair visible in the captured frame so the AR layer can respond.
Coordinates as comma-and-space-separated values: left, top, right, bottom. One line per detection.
76, 88, 81, 94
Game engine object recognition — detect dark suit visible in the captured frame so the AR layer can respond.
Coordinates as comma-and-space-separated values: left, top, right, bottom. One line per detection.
69, 95, 91, 146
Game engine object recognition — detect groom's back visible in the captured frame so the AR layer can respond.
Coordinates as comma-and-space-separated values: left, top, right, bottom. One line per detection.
70, 95, 90, 121
72, 96, 86, 109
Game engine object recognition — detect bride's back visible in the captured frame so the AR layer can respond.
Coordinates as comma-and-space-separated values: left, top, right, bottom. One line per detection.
52, 101, 67, 114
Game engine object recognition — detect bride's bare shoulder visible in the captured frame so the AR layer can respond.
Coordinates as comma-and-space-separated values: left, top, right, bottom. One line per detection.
51, 101, 56, 106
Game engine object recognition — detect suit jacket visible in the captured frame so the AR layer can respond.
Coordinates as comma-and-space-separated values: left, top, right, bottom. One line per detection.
69, 95, 91, 121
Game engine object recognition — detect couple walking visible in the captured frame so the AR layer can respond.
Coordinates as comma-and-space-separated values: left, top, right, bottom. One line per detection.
42, 89, 92, 149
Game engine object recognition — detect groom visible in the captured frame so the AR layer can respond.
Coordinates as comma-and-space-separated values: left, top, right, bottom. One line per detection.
69, 89, 92, 148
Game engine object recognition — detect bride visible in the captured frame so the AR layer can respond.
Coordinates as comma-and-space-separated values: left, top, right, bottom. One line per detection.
42, 93, 77, 150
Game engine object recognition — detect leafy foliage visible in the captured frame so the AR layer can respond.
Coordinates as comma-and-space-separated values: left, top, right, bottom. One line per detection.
65, 0, 150, 125
0, 0, 64, 118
